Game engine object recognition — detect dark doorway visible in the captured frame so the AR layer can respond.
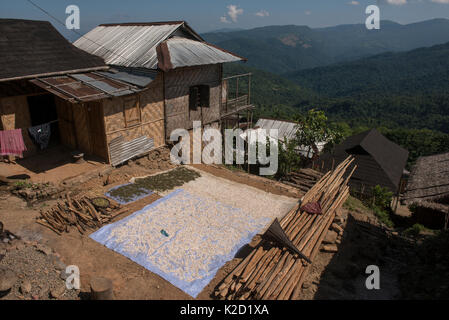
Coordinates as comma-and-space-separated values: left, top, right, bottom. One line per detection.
27, 94, 60, 148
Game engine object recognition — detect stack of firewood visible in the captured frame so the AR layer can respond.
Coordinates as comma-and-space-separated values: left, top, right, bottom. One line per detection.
281, 168, 324, 193
215, 156, 356, 300
36, 194, 129, 235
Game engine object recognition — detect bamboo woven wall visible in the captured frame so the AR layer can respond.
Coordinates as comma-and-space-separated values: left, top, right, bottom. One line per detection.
69, 103, 90, 155
0, 95, 37, 157
55, 97, 77, 149
102, 74, 165, 162
164, 65, 221, 139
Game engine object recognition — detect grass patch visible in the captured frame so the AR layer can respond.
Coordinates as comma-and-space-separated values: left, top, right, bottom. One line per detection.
343, 195, 367, 212
372, 206, 394, 228
108, 167, 201, 203
403, 223, 436, 237
14, 180, 34, 189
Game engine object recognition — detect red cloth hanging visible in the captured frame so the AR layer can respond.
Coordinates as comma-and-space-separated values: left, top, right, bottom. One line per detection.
0, 129, 27, 158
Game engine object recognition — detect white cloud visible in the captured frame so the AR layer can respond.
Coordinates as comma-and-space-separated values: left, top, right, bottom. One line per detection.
305, 10, 312, 15
385, 0, 408, 5
430, 0, 449, 3
347, 1, 360, 5
220, 16, 231, 23
227, 5, 244, 22
255, 10, 270, 17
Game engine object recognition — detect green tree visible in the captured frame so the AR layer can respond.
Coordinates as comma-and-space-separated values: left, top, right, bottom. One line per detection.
294, 109, 342, 159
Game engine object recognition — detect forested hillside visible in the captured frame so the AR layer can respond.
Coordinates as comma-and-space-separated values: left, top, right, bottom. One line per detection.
215, 19, 449, 165
204, 18, 449, 74
285, 42, 449, 97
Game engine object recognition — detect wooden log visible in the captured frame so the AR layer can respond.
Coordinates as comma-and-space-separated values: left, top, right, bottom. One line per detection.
255, 250, 289, 299
83, 197, 101, 222
90, 277, 115, 300
36, 219, 62, 235
253, 248, 282, 287
218, 247, 258, 291
262, 254, 296, 299
239, 246, 265, 283
109, 208, 130, 220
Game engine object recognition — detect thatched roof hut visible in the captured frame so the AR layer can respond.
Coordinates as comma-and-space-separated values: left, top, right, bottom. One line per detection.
403, 152, 449, 229
403, 152, 449, 204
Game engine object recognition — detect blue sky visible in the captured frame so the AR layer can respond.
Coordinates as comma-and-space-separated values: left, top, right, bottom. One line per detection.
1, 0, 449, 39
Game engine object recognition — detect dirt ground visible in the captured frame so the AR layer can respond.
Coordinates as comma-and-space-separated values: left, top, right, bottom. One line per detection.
0, 147, 301, 300
2, 147, 443, 300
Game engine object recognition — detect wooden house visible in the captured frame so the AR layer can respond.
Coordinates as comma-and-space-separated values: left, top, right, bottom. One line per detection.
74, 21, 254, 147
318, 129, 409, 195
1, 19, 252, 166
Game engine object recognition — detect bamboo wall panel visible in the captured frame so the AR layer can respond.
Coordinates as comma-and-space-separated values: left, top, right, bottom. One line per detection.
72, 103, 91, 154
55, 97, 77, 149
0, 95, 36, 157
103, 97, 126, 134
103, 77, 165, 159
86, 101, 108, 160
164, 65, 222, 139
140, 75, 164, 122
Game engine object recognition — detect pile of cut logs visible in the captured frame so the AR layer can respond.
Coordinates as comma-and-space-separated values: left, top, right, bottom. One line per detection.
215, 156, 356, 300
36, 194, 129, 235
281, 168, 324, 193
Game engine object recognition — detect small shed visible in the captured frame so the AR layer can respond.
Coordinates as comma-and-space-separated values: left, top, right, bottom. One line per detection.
403, 152, 449, 229
253, 118, 326, 158
319, 129, 409, 194
0, 19, 108, 160
0, 19, 164, 166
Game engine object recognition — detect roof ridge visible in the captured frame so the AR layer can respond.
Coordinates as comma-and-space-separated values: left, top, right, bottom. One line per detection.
99, 21, 185, 27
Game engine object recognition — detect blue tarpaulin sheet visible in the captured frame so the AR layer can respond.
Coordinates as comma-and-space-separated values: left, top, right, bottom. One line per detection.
90, 189, 270, 298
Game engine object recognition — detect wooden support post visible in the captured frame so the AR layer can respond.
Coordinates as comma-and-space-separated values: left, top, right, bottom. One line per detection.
90, 277, 114, 300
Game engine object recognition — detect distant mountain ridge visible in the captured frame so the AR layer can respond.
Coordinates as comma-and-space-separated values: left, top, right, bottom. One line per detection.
202, 18, 449, 73
285, 41, 449, 97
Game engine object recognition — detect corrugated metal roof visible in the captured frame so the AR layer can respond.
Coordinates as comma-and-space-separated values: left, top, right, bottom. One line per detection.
74, 22, 246, 71
109, 135, 155, 166
73, 23, 182, 69
29, 72, 142, 103
97, 69, 156, 87
251, 118, 327, 158
164, 37, 244, 69
255, 118, 298, 141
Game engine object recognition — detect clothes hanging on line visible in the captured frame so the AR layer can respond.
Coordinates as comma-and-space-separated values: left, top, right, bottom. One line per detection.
28, 122, 51, 150
0, 129, 27, 158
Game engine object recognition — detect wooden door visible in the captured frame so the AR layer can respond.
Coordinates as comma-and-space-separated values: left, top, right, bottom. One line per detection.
86, 101, 108, 161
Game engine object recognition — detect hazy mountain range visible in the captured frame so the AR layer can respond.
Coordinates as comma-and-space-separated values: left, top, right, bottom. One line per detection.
203, 18, 449, 74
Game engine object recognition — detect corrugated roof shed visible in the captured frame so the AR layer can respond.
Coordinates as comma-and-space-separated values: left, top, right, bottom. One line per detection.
0, 19, 107, 82
248, 118, 326, 158
74, 21, 245, 71
403, 152, 449, 203
255, 118, 298, 142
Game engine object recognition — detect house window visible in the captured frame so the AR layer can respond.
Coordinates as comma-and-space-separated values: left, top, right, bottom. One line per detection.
123, 96, 140, 127
189, 85, 210, 110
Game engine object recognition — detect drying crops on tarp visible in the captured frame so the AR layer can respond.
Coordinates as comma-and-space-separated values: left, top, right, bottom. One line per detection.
215, 156, 356, 300
36, 194, 129, 235
106, 167, 200, 204
90, 189, 271, 298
